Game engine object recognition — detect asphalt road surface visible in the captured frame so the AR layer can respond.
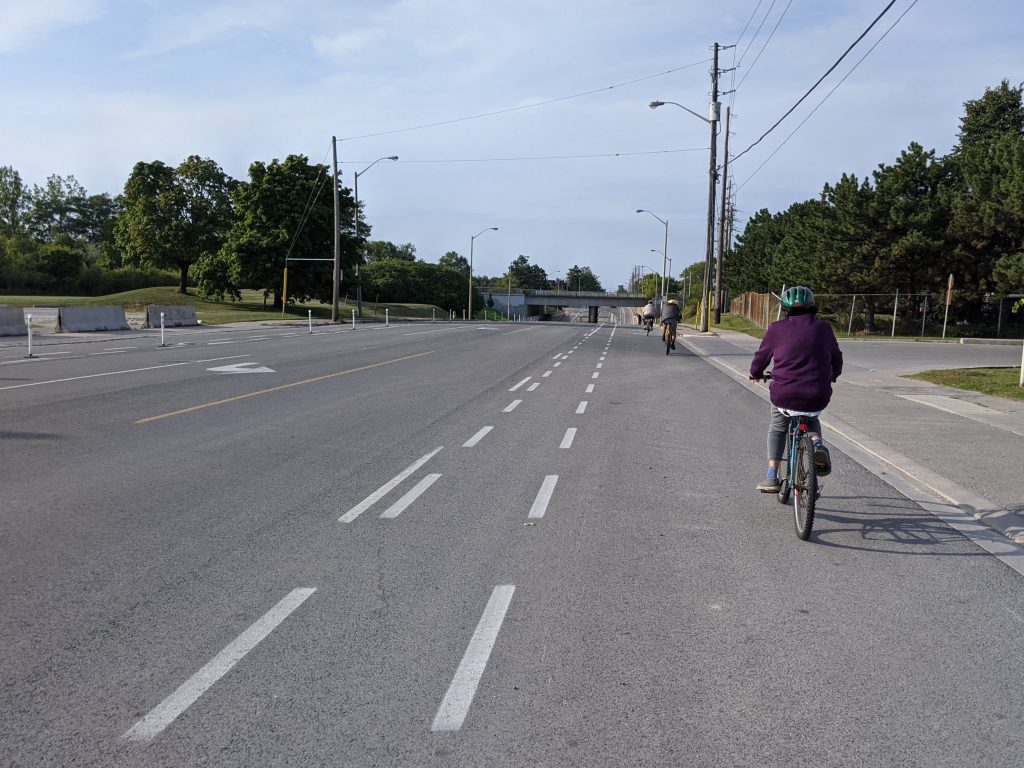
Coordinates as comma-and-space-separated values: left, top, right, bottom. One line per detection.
2, 321, 1022, 767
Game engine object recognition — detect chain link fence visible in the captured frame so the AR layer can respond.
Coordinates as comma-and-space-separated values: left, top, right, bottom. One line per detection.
730, 291, 1024, 339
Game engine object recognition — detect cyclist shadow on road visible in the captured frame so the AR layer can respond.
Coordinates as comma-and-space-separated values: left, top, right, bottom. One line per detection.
807, 495, 1001, 556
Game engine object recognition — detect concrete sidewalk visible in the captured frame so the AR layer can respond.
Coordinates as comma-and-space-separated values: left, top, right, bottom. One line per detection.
680, 329, 1024, 547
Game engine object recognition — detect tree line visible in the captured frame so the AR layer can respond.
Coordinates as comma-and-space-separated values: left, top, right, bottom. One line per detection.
2, 155, 605, 313
725, 79, 1024, 331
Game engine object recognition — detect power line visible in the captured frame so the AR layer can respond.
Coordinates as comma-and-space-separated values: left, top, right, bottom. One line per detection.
339, 59, 710, 142
734, 0, 795, 91
737, 0, 778, 66
338, 147, 709, 165
731, 0, 900, 165
736, 0, 920, 192
733, 0, 767, 52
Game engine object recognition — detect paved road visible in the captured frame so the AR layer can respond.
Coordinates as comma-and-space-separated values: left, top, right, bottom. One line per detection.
2, 321, 1023, 767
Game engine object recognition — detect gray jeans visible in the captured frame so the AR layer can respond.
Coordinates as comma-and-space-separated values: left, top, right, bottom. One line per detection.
767, 405, 822, 462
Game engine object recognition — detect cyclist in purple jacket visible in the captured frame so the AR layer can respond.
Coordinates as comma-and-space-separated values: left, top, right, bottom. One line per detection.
749, 286, 843, 493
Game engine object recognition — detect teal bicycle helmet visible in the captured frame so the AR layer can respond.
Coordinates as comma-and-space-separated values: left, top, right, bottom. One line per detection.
780, 285, 815, 310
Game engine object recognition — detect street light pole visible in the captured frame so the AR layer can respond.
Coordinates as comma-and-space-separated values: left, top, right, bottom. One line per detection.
353, 155, 398, 317
650, 41, 722, 332
469, 227, 498, 320
636, 209, 669, 302
331, 136, 341, 323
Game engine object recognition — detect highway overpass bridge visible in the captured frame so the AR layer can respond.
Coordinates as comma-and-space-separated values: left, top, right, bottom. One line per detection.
483, 290, 647, 323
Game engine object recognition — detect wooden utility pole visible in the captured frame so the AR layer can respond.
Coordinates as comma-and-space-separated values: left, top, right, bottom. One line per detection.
714, 106, 731, 324
699, 43, 720, 333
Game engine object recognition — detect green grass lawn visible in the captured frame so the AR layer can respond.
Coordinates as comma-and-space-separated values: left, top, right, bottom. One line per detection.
906, 367, 1024, 402
0, 287, 454, 325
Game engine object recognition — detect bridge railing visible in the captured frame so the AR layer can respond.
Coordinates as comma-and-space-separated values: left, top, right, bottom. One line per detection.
525, 290, 646, 300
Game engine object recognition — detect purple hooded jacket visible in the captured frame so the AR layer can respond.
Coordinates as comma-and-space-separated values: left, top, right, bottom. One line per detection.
749, 313, 843, 412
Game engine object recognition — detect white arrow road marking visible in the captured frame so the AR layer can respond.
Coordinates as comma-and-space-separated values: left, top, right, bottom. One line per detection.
207, 362, 276, 374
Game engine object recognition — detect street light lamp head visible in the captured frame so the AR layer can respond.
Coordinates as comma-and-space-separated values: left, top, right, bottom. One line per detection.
387, 155, 399, 161
635, 209, 645, 213
649, 101, 664, 109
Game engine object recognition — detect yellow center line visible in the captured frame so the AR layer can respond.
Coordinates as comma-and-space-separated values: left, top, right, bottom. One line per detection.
135, 350, 434, 424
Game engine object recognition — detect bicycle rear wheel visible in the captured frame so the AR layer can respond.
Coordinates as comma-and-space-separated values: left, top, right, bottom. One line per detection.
776, 446, 791, 505
792, 435, 817, 540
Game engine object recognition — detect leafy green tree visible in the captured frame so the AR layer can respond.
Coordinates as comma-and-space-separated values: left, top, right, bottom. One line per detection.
202, 155, 361, 307
365, 241, 416, 263
25, 174, 88, 242
565, 264, 603, 291
0, 165, 29, 238
438, 250, 469, 273
510, 254, 548, 289
116, 156, 235, 293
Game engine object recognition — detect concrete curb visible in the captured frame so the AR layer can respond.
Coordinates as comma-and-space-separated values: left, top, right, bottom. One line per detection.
679, 335, 1024, 551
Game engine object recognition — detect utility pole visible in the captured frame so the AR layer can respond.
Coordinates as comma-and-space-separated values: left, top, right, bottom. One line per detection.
331, 136, 341, 323
699, 42, 720, 333
714, 105, 731, 324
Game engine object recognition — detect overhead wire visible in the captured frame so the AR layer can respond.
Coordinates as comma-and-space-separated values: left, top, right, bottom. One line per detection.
735, 0, 921, 192
339, 59, 711, 142
734, 0, 795, 91
736, 0, 778, 66
730, 0, 900, 165
284, 141, 333, 263
339, 147, 709, 165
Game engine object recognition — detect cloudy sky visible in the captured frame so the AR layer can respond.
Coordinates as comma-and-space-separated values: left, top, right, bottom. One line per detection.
1, 0, 1020, 288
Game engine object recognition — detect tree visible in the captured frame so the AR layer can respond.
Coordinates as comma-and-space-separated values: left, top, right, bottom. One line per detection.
199, 155, 361, 307
365, 241, 416, 263
438, 250, 469, 273
25, 174, 88, 243
116, 156, 235, 293
0, 165, 29, 238
509, 254, 548, 289
565, 264, 603, 291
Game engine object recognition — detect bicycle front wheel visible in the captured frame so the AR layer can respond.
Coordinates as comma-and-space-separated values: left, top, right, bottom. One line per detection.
792, 435, 817, 540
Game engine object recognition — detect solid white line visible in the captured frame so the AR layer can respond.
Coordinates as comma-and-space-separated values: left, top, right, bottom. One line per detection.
463, 426, 493, 448
591, 372, 599, 379
527, 383, 539, 392
207, 341, 237, 345
194, 355, 251, 363
503, 329, 529, 335
90, 350, 128, 356
528, 475, 559, 518
0, 361, 191, 391
508, 377, 531, 392
339, 447, 444, 523
431, 585, 515, 732
542, 371, 552, 377
123, 588, 315, 742
32, 351, 74, 356
380, 474, 442, 519
105, 346, 138, 350
576, 401, 588, 414
586, 384, 595, 393
560, 428, 577, 449
503, 399, 522, 413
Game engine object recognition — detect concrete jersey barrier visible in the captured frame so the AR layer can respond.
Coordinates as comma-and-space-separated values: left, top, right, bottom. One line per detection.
0, 306, 28, 336
58, 306, 130, 332
145, 305, 198, 328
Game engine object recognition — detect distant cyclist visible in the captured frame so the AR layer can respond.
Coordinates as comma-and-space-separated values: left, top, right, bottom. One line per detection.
748, 286, 843, 493
660, 298, 681, 349
642, 299, 657, 332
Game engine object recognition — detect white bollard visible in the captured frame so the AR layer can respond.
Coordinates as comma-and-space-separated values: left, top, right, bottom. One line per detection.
432, 308, 436, 323
386, 308, 389, 327
351, 309, 356, 330
160, 312, 166, 347
26, 313, 33, 358
308, 309, 313, 334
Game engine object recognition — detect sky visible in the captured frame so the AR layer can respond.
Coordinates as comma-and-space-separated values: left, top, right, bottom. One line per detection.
1, 0, 1022, 290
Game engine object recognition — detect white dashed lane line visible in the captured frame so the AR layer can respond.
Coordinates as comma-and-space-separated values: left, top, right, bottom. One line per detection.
586, 384, 595, 393
560, 428, 577, 449
503, 400, 522, 413
463, 426, 493, 448
576, 401, 588, 414
339, 448, 443, 523
543, 371, 553, 377
379, 474, 442, 519
527, 383, 540, 392
123, 588, 316, 742
528, 475, 559, 519
508, 377, 531, 392
553, 362, 562, 368
591, 372, 599, 379
432, 585, 516, 732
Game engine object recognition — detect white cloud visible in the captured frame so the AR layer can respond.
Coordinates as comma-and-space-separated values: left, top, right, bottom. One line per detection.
0, 0, 104, 53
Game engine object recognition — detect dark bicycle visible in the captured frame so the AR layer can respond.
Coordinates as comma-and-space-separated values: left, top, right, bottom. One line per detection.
643, 316, 654, 335
757, 374, 821, 540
